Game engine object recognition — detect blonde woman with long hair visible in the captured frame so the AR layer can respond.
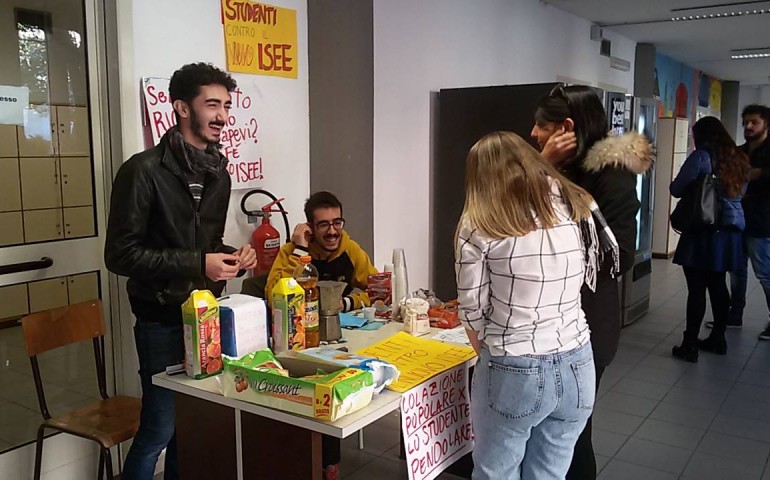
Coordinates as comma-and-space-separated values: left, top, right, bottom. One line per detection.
456, 131, 615, 480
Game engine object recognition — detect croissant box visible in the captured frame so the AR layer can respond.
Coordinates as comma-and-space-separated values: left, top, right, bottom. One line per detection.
222, 349, 375, 421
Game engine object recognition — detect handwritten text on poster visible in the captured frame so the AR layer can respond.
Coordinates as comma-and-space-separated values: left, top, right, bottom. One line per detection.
141, 77, 263, 190
401, 364, 473, 480
221, 0, 298, 78
356, 332, 476, 393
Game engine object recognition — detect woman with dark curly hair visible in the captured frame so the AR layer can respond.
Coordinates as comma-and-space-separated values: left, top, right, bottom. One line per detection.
671, 116, 750, 362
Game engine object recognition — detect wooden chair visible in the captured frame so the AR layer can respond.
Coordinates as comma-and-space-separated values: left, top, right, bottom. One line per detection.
21, 299, 142, 480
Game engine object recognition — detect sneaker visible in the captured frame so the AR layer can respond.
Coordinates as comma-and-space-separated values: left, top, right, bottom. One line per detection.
323, 464, 339, 480
705, 320, 742, 329
759, 324, 770, 340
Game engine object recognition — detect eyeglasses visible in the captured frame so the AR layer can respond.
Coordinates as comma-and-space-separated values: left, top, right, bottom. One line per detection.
315, 218, 345, 231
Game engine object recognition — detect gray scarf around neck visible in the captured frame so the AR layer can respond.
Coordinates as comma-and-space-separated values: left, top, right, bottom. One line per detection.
164, 126, 228, 176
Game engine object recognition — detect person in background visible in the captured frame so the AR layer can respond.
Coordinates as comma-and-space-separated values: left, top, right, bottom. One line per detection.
105, 63, 256, 480
261, 190, 377, 480
713, 105, 770, 334
532, 84, 653, 479
670, 116, 749, 361
457, 131, 613, 480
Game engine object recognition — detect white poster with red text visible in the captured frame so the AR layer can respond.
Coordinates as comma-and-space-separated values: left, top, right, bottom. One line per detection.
400, 363, 473, 480
141, 77, 264, 190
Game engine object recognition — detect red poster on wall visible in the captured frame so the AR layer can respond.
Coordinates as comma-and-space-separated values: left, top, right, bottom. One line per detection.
141, 77, 264, 190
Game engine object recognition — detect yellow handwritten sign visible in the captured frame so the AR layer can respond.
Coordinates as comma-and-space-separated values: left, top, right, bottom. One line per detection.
221, 0, 298, 78
356, 332, 476, 393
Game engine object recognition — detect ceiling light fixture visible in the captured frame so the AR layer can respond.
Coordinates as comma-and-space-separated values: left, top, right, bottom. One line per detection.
731, 47, 770, 59
670, 4, 770, 22
605, 1, 770, 26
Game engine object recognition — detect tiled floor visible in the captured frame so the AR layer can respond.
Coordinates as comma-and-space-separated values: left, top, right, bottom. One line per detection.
590, 259, 770, 480
0, 323, 101, 452
21, 258, 770, 479
327, 259, 770, 479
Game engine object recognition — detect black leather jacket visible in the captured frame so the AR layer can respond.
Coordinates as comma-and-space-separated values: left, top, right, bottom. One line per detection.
105, 139, 234, 321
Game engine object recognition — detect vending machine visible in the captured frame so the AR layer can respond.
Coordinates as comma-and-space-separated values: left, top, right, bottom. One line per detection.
613, 95, 657, 326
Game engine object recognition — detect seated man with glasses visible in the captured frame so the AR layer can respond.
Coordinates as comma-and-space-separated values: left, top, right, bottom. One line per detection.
265, 190, 378, 313
262, 191, 377, 480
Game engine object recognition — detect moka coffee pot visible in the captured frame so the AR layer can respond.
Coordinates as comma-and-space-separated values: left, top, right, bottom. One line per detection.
317, 280, 347, 342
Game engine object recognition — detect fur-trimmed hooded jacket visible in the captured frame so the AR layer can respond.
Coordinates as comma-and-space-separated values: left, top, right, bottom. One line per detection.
563, 131, 653, 367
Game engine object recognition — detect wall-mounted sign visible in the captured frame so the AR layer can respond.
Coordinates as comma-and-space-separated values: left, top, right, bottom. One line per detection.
221, 0, 298, 79
0, 85, 29, 125
610, 97, 626, 136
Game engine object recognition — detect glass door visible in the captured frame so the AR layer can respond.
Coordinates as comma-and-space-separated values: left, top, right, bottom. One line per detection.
0, 0, 112, 456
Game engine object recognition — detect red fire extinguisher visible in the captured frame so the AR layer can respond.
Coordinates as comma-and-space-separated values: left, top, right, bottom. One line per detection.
241, 190, 290, 277
251, 198, 286, 276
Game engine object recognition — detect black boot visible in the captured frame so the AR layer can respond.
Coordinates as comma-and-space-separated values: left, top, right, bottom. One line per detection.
698, 334, 727, 355
672, 332, 698, 363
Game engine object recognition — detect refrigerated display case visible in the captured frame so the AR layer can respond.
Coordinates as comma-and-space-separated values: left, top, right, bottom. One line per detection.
619, 97, 657, 326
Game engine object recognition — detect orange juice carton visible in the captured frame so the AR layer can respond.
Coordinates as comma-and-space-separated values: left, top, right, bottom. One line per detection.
272, 277, 305, 353
182, 290, 222, 379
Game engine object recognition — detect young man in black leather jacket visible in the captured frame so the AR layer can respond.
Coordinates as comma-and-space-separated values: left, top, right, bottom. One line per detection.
105, 63, 256, 480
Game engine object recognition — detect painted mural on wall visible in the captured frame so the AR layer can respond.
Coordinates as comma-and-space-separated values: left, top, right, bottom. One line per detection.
655, 52, 722, 120
654, 52, 723, 149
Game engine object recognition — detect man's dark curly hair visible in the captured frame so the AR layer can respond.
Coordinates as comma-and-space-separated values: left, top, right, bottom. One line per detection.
304, 191, 343, 223
742, 104, 770, 124
169, 63, 237, 120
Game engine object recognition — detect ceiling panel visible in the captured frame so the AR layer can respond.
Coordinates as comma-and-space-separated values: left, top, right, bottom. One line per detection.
546, 0, 770, 84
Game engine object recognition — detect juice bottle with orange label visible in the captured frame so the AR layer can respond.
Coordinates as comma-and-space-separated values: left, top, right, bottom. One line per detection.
294, 256, 320, 348
272, 278, 305, 352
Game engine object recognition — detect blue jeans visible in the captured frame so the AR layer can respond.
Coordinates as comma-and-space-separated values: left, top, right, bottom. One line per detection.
122, 322, 184, 480
730, 236, 770, 320
471, 343, 595, 480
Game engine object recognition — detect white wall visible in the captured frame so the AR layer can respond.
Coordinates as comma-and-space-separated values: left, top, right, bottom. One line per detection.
119, 0, 309, 262
115, 0, 309, 388
110, 2, 308, 475
372, 0, 636, 291
736, 85, 770, 141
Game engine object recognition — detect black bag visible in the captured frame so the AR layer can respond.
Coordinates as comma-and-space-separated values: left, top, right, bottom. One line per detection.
670, 155, 721, 233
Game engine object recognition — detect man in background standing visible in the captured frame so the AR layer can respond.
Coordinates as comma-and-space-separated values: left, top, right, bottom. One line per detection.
716, 105, 770, 335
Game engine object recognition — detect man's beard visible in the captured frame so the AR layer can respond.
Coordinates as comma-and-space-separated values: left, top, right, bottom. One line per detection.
190, 109, 225, 146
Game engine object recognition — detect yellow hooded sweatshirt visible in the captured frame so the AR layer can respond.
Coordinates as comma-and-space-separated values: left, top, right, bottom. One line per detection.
265, 230, 378, 311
